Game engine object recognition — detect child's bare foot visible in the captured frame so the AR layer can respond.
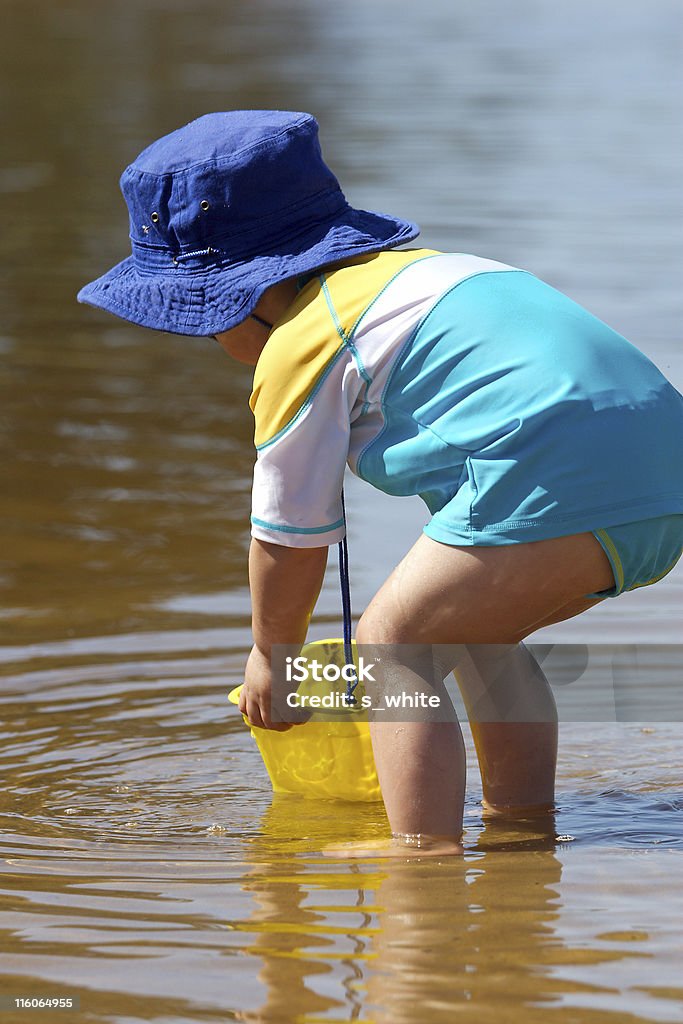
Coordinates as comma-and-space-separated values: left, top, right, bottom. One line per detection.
322, 833, 464, 859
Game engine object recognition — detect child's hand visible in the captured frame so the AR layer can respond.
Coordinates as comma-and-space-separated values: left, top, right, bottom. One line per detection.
239, 644, 295, 731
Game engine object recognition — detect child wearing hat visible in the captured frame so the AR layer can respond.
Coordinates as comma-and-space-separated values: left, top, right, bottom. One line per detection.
79, 111, 683, 856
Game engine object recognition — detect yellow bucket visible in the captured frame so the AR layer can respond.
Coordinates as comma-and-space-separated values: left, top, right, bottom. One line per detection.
228, 639, 381, 802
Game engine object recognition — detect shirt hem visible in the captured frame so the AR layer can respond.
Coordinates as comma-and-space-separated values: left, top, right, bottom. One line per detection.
423, 496, 683, 547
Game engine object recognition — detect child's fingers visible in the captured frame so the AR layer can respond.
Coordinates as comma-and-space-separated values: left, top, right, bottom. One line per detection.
259, 699, 296, 731
242, 694, 266, 730
238, 689, 263, 729
239, 690, 295, 732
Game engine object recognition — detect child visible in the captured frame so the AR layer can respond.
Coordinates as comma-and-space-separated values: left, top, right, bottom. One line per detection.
78, 111, 683, 856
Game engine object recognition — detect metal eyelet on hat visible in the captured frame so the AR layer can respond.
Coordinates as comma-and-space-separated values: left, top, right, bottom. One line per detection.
150, 212, 160, 223
200, 200, 210, 211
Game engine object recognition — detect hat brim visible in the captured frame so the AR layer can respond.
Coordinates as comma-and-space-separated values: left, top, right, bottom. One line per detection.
77, 207, 419, 337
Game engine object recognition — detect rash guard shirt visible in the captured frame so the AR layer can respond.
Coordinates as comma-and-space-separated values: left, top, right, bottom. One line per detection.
249, 249, 683, 547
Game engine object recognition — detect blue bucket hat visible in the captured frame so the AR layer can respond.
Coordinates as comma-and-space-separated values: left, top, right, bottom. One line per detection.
77, 110, 420, 336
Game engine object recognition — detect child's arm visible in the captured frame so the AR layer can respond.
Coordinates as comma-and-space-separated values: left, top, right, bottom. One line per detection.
239, 538, 328, 730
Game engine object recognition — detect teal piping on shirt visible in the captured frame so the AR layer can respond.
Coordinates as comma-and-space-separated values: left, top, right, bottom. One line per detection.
355, 269, 527, 483
326, 252, 442, 419
320, 276, 372, 387
250, 515, 345, 535
255, 254, 441, 453
346, 252, 441, 341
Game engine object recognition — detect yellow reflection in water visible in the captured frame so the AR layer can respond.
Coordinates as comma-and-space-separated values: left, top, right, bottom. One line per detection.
230, 798, 661, 1024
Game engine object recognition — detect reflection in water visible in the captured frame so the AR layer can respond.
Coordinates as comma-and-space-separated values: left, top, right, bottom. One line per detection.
361, 850, 559, 1024
0, 648, 682, 1022
238, 801, 382, 1022
242, 800, 669, 1024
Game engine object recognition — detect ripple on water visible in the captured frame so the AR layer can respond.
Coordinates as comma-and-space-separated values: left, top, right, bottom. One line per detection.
1, 640, 682, 1024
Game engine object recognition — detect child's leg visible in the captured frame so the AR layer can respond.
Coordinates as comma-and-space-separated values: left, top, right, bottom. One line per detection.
451, 644, 559, 814
367, 719, 466, 841
354, 531, 613, 849
453, 594, 608, 814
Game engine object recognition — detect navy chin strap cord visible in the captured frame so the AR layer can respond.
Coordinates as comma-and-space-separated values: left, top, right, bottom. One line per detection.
338, 489, 358, 706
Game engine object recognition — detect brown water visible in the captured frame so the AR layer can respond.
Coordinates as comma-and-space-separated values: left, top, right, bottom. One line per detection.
1, 1, 682, 1021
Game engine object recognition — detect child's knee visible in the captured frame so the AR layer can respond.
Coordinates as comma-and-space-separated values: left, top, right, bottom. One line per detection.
356, 573, 453, 644
355, 604, 409, 645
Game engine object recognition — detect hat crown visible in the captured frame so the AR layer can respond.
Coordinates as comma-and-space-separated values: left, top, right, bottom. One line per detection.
121, 111, 344, 256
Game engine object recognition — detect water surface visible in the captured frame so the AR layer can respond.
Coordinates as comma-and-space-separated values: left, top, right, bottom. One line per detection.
1, 1, 682, 1021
